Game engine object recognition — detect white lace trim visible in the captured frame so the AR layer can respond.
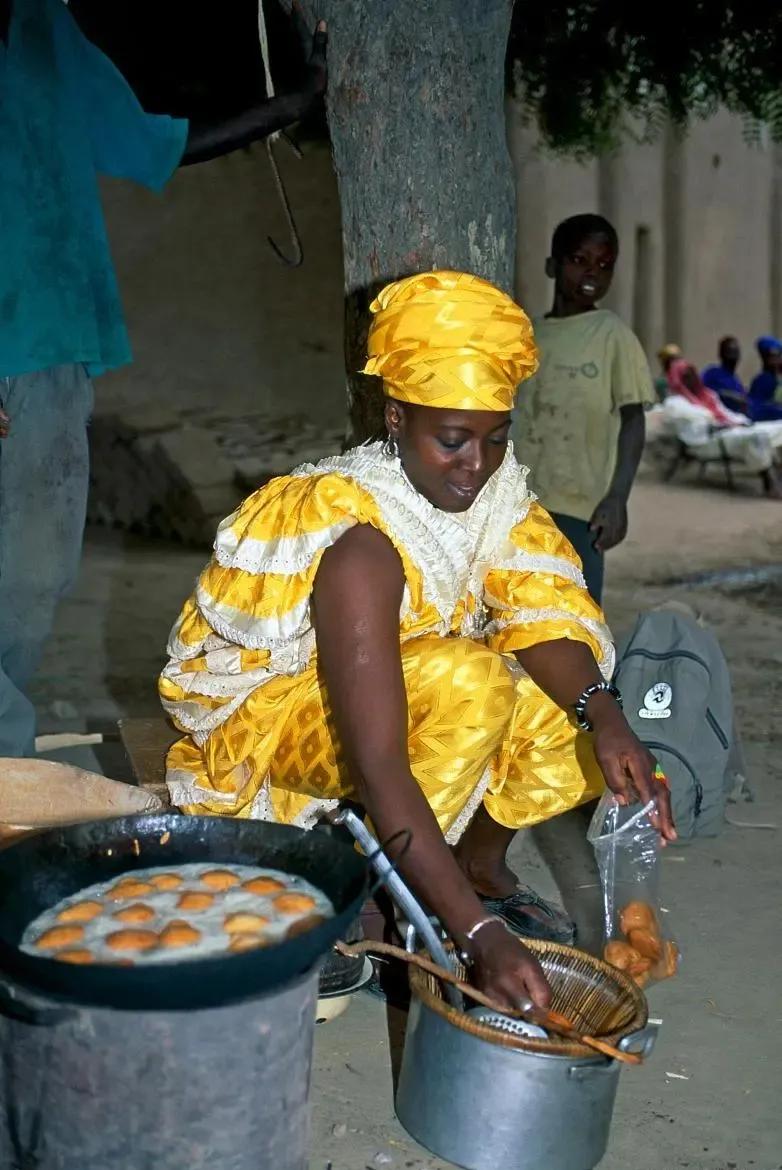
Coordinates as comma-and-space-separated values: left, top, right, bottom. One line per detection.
161, 688, 252, 745
160, 660, 273, 700
293, 442, 531, 630
290, 797, 340, 831
458, 457, 533, 637
485, 608, 615, 677
196, 583, 310, 650
167, 765, 276, 819
269, 627, 317, 674
487, 550, 586, 588
167, 767, 243, 809
247, 778, 277, 821
444, 765, 492, 844
166, 620, 204, 662
214, 518, 355, 576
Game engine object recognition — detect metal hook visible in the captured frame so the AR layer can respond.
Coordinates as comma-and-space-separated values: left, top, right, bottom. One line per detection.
265, 134, 304, 268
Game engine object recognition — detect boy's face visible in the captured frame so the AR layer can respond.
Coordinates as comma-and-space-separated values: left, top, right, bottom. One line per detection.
547, 233, 617, 309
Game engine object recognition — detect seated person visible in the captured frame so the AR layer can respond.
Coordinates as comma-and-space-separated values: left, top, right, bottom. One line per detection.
159, 271, 674, 1008
665, 359, 782, 497
702, 336, 749, 415
669, 359, 748, 428
749, 336, 782, 422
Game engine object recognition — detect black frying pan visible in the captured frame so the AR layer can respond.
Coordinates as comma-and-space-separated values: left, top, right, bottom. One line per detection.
0, 813, 366, 1012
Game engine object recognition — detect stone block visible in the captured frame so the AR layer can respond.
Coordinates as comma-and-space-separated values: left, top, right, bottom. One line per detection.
153, 427, 235, 489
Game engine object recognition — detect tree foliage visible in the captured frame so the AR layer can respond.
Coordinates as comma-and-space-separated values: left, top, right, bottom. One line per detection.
508, 1, 782, 154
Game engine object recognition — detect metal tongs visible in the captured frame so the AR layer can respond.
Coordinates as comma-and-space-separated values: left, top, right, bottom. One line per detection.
334, 808, 463, 1008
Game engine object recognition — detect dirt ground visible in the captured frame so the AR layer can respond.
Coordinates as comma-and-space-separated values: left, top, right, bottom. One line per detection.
32, 462, 782, 1170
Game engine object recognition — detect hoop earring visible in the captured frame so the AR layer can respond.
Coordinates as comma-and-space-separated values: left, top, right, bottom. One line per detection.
383, 434, 399, 460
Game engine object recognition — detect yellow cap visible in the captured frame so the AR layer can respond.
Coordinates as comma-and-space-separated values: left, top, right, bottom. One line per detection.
362, 270, 538, 412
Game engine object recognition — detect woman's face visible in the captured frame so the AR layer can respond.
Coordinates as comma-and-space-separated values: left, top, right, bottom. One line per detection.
386, 401, 512, 512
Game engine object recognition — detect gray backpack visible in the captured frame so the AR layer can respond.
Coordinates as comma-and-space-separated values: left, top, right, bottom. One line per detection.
613, 609, 737, 839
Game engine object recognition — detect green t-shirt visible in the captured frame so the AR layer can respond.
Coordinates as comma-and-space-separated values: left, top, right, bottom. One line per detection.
512, 310, 653, 521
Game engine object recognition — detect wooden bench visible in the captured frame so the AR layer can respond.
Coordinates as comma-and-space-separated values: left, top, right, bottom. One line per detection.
657, 434, 739, 490
118, 717, 178, 808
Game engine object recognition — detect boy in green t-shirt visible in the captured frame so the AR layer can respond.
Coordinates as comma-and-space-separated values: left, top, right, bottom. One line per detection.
513, 214, 653, 603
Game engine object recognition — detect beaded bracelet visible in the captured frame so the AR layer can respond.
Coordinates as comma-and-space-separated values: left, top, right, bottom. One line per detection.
573, 680, 623, 731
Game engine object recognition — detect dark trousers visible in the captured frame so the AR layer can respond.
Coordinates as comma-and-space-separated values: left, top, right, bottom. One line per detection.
550, 512, 604, 606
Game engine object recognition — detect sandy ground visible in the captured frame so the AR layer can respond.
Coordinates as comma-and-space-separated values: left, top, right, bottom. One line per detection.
30, 462, 782, 1170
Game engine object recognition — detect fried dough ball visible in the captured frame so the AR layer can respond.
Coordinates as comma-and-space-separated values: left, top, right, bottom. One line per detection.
158, 920, 202, 949
106, 929, 158, 952
36, 924, 85, 950
274, 892, 316, 916
56, 949, 95, 965
200, 870, 241, 891
603, 940, 642, 971
177, 891, 215, 912
56, 900, 103, 924
650, 939, 680, 980
242, 876, 285, 896
113, 903, 156, 925
148, 872, 184, 892
107, 880, 154, 902
224, 912, 270, 935
228, 932, 268, 953
627, 928, 663, 963
619, 901, 658, 936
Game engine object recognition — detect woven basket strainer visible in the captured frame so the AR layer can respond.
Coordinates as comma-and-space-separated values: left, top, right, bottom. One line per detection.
408, 938, 648, 1059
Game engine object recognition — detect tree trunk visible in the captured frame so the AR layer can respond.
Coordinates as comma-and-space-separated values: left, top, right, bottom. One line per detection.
280, 0, 516, 441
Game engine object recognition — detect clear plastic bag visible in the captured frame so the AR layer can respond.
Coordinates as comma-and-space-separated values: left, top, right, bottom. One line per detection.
587, 791, 680, 988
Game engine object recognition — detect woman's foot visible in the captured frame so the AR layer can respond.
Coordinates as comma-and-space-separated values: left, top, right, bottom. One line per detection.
454, 807, 576, 945
479, 887, 576, 946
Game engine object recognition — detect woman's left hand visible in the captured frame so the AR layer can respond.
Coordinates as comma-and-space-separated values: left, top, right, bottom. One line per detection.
591, 699, 677, 843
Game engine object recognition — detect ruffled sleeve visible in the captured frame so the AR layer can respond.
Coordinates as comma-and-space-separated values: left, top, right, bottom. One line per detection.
483, 502, 614, 675
159, 471, 389, 740
175, 471, 390, 658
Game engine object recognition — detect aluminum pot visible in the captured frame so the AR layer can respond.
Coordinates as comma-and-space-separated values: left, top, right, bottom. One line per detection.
396, 944, 656, 1170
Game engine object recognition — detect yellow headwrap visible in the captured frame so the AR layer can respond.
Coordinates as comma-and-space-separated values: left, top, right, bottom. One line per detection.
362, 270, 538, 412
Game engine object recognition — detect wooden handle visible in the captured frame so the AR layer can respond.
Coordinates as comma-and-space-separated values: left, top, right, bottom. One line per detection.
336, 939, 642, 1066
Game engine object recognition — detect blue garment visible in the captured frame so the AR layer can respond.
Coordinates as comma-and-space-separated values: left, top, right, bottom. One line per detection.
702, 365, 749, 415
748, 371, 782, 422
0, 0, 188, 377
0, 366, 93, 755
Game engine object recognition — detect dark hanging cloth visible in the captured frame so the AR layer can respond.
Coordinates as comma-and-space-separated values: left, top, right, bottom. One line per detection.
1, 0, 12, 46
67, 0, 304, 118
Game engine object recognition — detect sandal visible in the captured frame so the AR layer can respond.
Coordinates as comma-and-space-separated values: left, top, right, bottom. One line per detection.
480, 886, 576, 946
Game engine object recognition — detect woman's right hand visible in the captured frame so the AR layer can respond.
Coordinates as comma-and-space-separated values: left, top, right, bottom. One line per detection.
469, 920, 551, 1010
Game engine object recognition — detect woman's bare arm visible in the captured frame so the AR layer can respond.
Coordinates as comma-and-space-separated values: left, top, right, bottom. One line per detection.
313, 524, 550, 1006
515, 639, 675, 840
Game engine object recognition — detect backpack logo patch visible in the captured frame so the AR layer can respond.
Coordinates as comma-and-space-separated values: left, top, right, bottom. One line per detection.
639, 682, 673, 719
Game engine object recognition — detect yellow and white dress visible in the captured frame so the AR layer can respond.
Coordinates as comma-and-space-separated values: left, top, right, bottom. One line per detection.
160, 441, 612, 842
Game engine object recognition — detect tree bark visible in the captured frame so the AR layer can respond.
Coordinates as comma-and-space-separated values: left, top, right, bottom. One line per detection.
280, 0, 516, 440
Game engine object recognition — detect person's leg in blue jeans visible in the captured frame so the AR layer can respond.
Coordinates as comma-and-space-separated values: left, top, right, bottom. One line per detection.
0, 365, 93, 756
549, 512, 604, 606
